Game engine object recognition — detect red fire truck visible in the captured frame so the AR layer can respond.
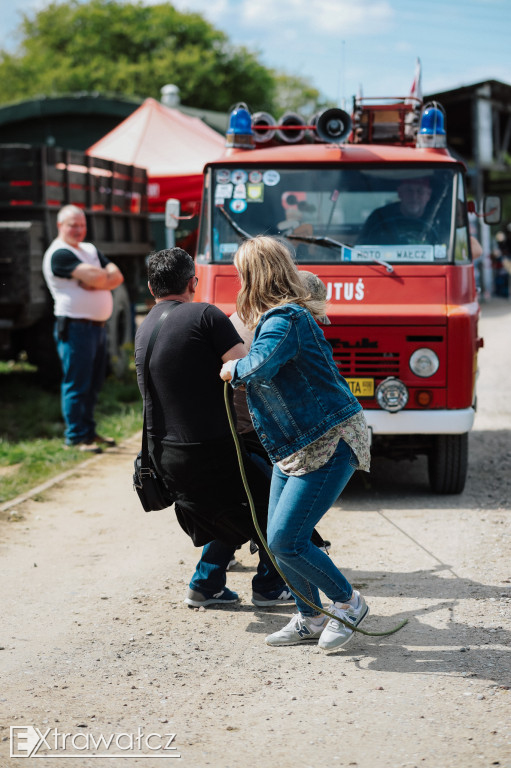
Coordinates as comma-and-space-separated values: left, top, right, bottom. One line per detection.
194, 97, 500, 493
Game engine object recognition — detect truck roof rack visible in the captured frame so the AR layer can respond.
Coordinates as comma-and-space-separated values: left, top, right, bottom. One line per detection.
351, 96, 422, 146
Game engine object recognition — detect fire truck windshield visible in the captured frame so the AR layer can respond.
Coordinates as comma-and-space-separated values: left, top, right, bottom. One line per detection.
203, 165, 469, 265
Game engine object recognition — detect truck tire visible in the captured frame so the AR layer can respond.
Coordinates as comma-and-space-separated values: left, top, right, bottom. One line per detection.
107, 284, 133, 378
23, 317, 62, 386
427, 433, 468, 494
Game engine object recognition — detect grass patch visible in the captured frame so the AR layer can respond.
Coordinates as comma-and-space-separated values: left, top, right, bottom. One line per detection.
0, 358, 142, 504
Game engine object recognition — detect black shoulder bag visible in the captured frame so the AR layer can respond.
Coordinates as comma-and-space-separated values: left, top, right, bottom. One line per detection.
133, 302, 180, 512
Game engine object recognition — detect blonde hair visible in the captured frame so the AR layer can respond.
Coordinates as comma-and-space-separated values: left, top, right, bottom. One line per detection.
234, 236, 326, 329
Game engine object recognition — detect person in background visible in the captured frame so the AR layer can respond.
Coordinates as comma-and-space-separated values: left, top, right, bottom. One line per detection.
42, 205, 123, 453
492, 230, 511, 298
221, 236, 371, 651
358, 176, 435, 245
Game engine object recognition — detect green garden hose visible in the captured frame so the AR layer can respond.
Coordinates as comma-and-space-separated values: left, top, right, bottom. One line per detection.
224, 382, 408, 638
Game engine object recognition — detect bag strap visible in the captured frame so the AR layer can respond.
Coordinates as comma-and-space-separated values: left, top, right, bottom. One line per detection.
141, 301, 181, 467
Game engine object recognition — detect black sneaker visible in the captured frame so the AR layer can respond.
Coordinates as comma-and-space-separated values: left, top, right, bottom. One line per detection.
64, 441, 103, 454
184, 587, 239, 608
93, 433, 116, 447
251, 587, 294, 607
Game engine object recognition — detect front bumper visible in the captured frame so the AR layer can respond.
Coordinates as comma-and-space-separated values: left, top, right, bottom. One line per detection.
366, 407, 475, 435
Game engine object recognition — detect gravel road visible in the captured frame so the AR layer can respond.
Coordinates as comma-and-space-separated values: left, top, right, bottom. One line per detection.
1, 298, 510, 768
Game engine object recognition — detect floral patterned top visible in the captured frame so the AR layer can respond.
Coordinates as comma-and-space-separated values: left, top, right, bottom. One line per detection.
277, 409, 371, 476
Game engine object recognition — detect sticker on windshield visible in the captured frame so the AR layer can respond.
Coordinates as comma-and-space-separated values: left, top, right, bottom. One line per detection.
249, 170, 263, 183
247, 183, 264, 202
354, 245, 437, 262
263, 170, 280, 186
219, 243, 238, 256
216, 169, 231, 184
434, 245, 447, 260
231, 170, 248, 184
216, 183, 233, 199
233, 183, 247, 199
230, 199, 247, 214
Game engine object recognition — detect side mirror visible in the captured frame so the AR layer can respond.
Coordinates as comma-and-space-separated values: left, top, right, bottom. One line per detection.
165, 198, 180, 249
165, 198, 180, 230
483, 195, 501, 225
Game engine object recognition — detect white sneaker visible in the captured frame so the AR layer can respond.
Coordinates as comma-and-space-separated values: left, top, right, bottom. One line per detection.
265, 613, 327, 646
318, 590, 369, 650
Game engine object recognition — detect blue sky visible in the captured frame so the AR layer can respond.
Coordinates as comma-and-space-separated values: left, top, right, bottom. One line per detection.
2, 0, 510, 105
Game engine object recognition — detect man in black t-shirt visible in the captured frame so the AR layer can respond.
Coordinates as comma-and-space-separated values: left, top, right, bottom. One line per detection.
135, 248, 291, 609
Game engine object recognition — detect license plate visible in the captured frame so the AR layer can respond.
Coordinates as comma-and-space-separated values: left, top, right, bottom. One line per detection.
346, 378, 374, 397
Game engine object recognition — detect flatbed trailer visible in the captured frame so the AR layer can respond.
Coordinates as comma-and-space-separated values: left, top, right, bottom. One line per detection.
0, 144, 152, 380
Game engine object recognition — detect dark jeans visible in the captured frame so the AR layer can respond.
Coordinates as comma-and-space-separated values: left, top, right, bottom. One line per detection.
189, 539, 283, 596
55, 320, 108, 445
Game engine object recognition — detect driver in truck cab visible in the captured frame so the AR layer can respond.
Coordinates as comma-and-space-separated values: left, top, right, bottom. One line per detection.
358, 175, 435, 245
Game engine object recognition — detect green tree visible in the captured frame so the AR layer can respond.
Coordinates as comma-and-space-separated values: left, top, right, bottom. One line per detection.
273, 73, 334, 119
0, 0, 277, 112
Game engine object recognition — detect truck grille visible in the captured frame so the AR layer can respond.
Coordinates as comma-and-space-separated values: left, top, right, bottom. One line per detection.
334, 351, 400, 377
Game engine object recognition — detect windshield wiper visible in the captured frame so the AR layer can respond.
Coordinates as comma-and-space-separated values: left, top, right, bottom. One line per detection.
217, 208, 394, 274
218, 206, 251, 239
287, 233, 395, 273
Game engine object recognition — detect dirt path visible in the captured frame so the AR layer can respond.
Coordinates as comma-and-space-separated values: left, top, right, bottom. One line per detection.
1, 299, 510, 768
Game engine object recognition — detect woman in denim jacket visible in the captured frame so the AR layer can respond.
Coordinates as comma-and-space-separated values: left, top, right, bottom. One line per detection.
220, 236, 371, 650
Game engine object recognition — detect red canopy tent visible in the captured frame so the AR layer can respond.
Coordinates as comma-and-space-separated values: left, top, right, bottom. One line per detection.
87, 98, 224, 214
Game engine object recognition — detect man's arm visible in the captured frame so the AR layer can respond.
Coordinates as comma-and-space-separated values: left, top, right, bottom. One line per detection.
220, 343, 246, 384
221, 342, 246, 363
470, 236, 483, 260
72, 261, 124, 291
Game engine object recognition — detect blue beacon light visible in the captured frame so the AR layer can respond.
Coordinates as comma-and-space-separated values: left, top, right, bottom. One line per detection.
417, 103, 447, 148
225, 103, 254, 149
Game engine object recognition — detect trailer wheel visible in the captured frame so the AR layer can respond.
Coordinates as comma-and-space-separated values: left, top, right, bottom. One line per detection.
23, 317, 61, 386
427, 433, 468, 494
107, 284, 133, 378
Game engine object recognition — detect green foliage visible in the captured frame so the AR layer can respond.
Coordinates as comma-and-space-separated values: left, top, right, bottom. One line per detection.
0, 0, 277, 112
0, 359, 142, 504
273, 73, 334, 118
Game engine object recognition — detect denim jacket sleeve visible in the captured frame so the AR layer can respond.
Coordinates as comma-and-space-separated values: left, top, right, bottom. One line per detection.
231, 312, 298, 386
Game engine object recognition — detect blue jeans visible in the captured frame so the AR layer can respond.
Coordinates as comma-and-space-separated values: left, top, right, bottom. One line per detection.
189, 538, 285, 596
55, 320, 108, 445
267, 438, 357, 616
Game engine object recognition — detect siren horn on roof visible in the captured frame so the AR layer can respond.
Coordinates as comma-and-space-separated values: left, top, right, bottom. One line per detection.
252, 111, 277, 143
315, 108, 352, 144
276, 112, 306, 144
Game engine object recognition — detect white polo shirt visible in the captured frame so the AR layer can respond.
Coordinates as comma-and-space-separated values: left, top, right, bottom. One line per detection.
42, 237, 113, 322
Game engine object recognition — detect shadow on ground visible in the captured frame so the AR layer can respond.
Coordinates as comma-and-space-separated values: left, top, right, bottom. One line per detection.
340, 428, 511, 511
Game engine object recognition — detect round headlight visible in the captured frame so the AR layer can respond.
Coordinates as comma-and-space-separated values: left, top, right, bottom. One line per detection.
409, 348, 439, 378
376, 377, 409, 413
